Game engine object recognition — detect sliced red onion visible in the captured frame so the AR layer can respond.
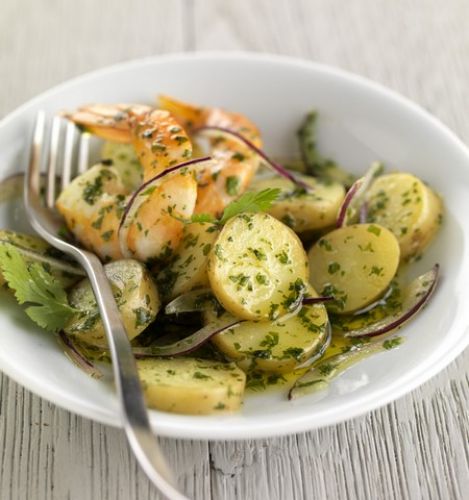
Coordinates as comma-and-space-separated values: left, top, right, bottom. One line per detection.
194, 126, 312, 192
336, 162, 383, 227
359, 201, 368, 224
340, 264, 439, 338
164, 288, 213, 315
289, 335, 403, 400
132, 318, 244, 357
302, 296, 335, 305
118, 156, 213, 257
58, 331, 103, 379
0, 238, 85, 276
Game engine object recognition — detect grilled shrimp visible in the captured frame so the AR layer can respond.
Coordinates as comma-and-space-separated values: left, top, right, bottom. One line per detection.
68, 105, 193, 180
68, 103, 151, 143
56, 162, 198, 263
58, 108, 198, 262
69, 98, 263, 216
159, 95, 263, 216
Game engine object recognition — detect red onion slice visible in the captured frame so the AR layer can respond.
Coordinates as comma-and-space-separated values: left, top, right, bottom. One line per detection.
340, 264, 439, 338
302, 296, 335, 305
336, 162, 383, 227
118, 156, 213, 257
289, 335, 403, 400
58, 331, 103, 379
194, 126, 312, 192
132, 318, 244, 357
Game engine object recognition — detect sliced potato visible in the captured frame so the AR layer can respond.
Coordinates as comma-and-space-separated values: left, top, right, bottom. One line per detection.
156, 222, 219, 301
207, 212, 309, 321
65, 259, 160, 347
101, 141, 143, 191
366, 173, 443, 260
137, 357, 245, 415
250, 175, 345, 232
206, 287, 330, 373
0, 229, 81, 288
308, 224, 400, 314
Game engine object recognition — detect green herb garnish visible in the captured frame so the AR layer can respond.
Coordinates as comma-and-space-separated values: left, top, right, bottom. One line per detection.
0, 243, 77, 332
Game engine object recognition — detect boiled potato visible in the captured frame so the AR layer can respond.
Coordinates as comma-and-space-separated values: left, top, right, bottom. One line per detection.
249, 175, 345, 233
308, 224, 400, 314
207, 212, 309, 321
0, 229, 81, 288
101, 141, 143, 191
137, 357, 246, 414
156, 222, 219, 301
65, 259, 160, 347
366, 173, 443, 260
206, 287, 330, 373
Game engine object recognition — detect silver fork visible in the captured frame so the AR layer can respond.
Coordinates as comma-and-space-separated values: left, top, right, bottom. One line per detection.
25, 111, 189, 500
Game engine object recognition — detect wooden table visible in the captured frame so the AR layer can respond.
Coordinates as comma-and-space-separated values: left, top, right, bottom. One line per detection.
1, 1, 468, 498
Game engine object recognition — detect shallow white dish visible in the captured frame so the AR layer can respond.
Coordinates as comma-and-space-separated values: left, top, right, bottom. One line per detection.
0, 52, 468, 440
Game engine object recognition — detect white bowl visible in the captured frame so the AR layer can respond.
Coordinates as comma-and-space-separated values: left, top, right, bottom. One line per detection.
0, 53, 468, 440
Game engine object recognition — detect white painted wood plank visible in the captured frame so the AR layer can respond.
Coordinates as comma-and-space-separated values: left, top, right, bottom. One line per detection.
1, 1, 469, 499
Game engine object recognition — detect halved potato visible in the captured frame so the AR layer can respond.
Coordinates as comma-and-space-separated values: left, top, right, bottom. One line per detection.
249, 175, 345, 233
56, 164, 128, 261
156, 222, 219, 301
308, 223, 400, 314
366, 173, 443, 260
206, 287, 330, 373
207, 212, 309, 321
137, 357, 246, 414
65, 259, 160, 347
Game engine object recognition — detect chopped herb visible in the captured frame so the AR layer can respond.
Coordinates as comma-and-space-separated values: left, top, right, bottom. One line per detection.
101, 230, 114, 242
383, 337, 402, 350
367, 225, 382, 236
249, 247, 266, 261
328, 262, 341, 274
318, 239, 333, 251
225, 175, 241, 196
232, 152, 246, 162
255, 273, 269, 285
276, 250, 291, 264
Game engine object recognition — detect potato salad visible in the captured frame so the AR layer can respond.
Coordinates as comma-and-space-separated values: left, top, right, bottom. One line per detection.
0, 96, 443, 414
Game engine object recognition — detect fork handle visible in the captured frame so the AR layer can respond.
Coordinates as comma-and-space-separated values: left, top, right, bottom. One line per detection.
77, 252, 189, 500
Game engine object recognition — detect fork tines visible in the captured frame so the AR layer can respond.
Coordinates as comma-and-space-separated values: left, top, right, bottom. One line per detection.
41, 115, 90, 209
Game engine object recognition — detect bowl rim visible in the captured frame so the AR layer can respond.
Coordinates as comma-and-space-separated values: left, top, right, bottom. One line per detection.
1, 51, 468, 440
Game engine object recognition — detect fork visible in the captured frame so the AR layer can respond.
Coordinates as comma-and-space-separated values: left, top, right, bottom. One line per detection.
25, 111, 189, 500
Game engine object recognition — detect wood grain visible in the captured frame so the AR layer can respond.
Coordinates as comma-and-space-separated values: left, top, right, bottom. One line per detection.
1, 1, 468, 499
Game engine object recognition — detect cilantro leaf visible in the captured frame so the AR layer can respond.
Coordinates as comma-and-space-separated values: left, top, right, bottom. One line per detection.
0, 242, 77, 332
219, 188, 281, 224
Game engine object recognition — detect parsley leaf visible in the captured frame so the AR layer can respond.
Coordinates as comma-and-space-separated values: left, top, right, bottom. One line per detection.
183, 188, 280, 226
219, 188, 281, 224
190, 213, 217, 224
0, 243, 77, 332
